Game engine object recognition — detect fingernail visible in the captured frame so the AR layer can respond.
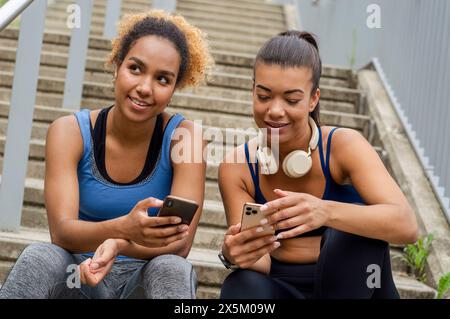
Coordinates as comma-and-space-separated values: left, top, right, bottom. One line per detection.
156, 199, 164, 205
260, 218, 268, 225
178, 225, 188, 232
274, 189, 281, 192
91, 263, 99, 270
173, 217, 182, 223
260, 205, 268, 212
276, 234, 283, 240
183, 231, 189, 237
273, 242, 281, 248
256, 227, 264, 233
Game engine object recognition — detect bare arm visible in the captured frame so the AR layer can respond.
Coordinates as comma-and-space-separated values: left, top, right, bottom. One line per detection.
324, 128, 419, 244
116, 119, 207, 258
219, 145, 278, 274
264, 129, 419, 245
45, 115, 129, 252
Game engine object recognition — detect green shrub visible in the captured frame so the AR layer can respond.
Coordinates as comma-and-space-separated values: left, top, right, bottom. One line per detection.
401, 233, 434, 283
437, 272, 450, 299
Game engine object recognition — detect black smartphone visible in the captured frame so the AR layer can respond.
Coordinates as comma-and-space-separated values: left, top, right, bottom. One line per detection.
157, 195, 199, 225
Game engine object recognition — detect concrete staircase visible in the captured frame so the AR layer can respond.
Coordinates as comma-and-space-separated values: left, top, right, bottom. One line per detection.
0, 0, 436, 298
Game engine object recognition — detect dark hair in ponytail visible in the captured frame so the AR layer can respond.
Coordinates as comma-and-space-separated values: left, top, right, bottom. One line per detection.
254, 30, 322, 126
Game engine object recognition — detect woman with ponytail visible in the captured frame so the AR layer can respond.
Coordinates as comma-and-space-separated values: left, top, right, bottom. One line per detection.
218, 31, 418, 299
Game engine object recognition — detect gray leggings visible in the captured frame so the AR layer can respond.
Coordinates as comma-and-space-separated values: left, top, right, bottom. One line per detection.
0, 242, 197, 299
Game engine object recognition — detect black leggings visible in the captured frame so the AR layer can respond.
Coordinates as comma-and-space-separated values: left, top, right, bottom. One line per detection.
220, 228, 400, 299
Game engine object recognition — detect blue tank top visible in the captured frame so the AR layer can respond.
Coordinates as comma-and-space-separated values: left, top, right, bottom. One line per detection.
244, 127, 365, 237
74, 109, 185, 221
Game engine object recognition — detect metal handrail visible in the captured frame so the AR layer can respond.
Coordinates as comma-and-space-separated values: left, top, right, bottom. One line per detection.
0, 0, 34, 32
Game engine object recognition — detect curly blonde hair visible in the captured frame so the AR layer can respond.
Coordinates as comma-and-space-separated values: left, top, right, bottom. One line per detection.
106, 10, 213, 88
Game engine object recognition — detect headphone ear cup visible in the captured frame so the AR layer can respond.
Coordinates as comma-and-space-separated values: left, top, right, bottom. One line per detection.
257, 147, 279, 175
282, 150, 312, 178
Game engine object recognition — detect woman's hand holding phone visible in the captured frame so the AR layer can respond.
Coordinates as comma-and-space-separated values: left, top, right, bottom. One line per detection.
221, 205, 280, 269
123, 197, 189, 248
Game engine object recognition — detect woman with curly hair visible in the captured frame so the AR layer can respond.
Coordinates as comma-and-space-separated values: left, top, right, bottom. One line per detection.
0, 11, 213, 299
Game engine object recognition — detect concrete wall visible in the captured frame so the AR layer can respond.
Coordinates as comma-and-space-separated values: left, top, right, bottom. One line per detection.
272, 0, 450, 223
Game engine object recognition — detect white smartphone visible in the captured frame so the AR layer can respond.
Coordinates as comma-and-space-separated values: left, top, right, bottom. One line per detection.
240, 202, 275, 237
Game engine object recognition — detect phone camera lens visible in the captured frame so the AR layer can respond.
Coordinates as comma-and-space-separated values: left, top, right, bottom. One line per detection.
166, 200, 173, 208
246, 207, 252, 211
252, 210, 258, 214
245, 212, 251, 215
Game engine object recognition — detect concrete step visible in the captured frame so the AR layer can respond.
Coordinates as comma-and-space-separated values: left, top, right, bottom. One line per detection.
176, 5, 283, 24
45, 28, 264, 55
0, 47, 353, 89
177, 0, 284, 17
0, 84, 356, 117
0, 260, 14, 284
0, 68, 360, 110
182, 84, 356, 104
42, 19, 279, 50
0, 136, 45, 161
44, 6, 284, 41
50, 0, 283, 16
0, 103, 372, 146
175, 10, 285, 29
0, 28, 355, 76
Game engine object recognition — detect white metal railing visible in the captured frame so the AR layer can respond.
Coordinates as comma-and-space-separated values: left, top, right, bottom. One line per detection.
0, 0, 33, 31
0, 0, 47, 232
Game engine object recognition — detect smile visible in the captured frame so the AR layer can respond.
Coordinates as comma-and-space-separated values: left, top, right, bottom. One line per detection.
128, 96, 152, 108
264, 121, 291, 129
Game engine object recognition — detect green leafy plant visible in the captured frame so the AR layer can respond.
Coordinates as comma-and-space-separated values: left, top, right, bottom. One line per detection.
436, 272, 450, 299
401, 233, 434, 283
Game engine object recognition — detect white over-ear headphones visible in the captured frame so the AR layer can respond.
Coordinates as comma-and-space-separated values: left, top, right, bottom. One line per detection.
256, 117, 320, 178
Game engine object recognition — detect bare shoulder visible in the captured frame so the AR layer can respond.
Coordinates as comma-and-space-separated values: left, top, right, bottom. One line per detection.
329, 127, 372, 156
170, 116, 203, 142
169, 113, 198, 131
219, 139, 255, 191
328, 126, 380, 177
330, 127, 366, 144
46, 115, 83, 161
176, 118, 195, 129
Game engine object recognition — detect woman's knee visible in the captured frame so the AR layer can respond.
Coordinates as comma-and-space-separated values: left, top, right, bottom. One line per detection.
0, 242, 76, 298
145, 254, 193, 278
320, 228, 388, 260
220, 269, 274, 299
18, 242, 75, 277
317, 228, 395, 298
141, 254, 196, 299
